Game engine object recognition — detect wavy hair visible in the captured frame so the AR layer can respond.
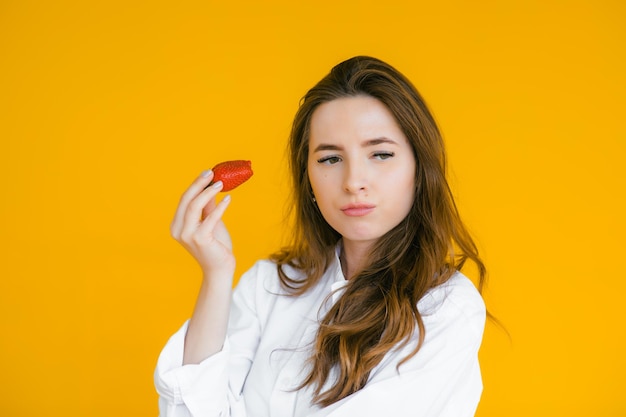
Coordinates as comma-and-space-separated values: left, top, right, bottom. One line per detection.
270, 56, 486, 406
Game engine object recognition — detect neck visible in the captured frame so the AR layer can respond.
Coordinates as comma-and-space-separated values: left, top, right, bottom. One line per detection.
340, 239, 373, 279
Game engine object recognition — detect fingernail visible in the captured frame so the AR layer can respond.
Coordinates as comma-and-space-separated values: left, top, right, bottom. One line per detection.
222, 194, 231, 203
212, 180, 223, 188
200, 169, 212, 178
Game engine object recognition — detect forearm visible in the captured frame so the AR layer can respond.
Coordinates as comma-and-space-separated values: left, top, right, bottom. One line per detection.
183, 267, 235, 365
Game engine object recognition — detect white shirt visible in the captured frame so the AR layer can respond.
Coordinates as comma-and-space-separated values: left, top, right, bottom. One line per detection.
154, 250, 486, 417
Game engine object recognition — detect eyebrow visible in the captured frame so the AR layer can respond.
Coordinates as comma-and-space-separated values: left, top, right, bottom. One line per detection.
312, 137, 398, 152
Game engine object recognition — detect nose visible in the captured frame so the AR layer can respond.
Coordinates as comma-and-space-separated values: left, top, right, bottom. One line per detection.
343, 160, 368, 193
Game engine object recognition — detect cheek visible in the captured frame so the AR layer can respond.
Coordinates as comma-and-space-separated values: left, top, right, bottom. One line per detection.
307, 162, 318, 191
387, 166, 415, 193
402, 189, 416, 213
308, 167, 332, 196
390, 167, 416, 213
315, 191, 334, 214
308, 173, 320, 196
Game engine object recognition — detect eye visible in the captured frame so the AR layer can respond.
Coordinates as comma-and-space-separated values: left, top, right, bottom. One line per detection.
317, 155, 342, 165
373, 152, 395, 160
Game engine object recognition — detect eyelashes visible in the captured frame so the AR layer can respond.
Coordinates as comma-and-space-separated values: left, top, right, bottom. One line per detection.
317, 155, 342, 165
316, 152, 395, 165
373, 151, 394, 160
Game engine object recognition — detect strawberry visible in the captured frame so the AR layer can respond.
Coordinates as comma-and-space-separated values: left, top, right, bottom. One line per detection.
211, 160, 253, 192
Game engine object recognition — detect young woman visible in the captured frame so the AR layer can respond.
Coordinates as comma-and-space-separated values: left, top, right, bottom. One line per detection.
155, 56, 487, 417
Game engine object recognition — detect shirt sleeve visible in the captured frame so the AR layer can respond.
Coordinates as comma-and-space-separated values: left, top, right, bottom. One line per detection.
153, 263, 264, 417
154, 321, 231, 417
309, 277, 487, 417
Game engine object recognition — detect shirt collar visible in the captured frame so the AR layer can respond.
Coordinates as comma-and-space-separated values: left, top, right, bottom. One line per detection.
330, 243, 348, 302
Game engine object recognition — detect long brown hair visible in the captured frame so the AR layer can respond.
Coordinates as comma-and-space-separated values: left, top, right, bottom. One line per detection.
270, 56, 486, 406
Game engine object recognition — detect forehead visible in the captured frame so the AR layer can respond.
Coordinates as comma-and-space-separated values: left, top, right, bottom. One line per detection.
309, 96, 405, 145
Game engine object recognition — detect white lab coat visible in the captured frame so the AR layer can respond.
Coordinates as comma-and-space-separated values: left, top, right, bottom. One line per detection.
155, 249, 486, 417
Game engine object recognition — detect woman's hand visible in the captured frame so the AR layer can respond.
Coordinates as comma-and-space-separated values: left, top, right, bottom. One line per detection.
170, 170, 235, 276
171, 170, 236, 364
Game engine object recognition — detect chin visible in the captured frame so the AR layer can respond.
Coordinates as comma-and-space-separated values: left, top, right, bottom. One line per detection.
341, 232, 384, 245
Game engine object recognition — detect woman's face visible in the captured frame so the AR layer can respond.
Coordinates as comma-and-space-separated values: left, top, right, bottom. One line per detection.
307, 95, 416, 249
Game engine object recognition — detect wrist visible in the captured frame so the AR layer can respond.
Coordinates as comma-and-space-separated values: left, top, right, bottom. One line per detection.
200, 264, 236, 284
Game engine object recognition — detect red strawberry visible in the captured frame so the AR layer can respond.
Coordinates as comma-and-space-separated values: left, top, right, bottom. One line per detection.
211, 160, 253, 192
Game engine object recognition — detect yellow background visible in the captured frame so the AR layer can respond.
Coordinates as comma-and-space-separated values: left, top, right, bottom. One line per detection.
1, 0, 624, 416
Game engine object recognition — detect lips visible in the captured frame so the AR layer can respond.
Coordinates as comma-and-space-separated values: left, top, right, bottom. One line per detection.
341, 203, 375, 217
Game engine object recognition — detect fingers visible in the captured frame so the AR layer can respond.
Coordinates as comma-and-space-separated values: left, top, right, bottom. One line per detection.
180, 180, 224, 238
195, 194, 231, 241
170, 170, 215, 239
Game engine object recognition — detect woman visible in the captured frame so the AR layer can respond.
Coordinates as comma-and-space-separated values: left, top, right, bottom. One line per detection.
155, 56, 487, 417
